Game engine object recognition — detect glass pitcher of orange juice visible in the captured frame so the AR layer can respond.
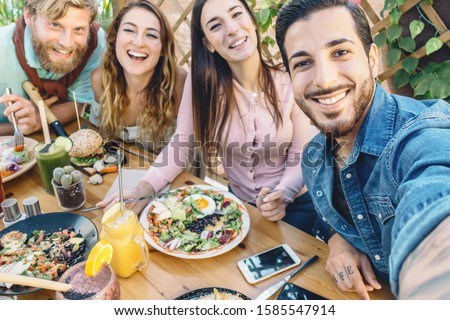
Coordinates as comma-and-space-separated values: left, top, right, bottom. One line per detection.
100, 208, 149, 278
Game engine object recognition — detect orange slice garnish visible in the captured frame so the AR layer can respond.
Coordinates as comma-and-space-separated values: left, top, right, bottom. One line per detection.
85, 240, 113, 277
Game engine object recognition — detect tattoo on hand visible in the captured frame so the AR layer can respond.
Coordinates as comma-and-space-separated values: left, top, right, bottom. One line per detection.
333, 274, 338, 283
339, 272, 345, 280
346, 266, 353, 275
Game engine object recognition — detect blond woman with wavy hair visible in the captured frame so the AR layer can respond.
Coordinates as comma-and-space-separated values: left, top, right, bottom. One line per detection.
91, 0, 187, 153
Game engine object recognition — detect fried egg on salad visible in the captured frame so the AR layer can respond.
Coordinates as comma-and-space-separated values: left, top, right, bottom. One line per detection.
189, 194, 216, 215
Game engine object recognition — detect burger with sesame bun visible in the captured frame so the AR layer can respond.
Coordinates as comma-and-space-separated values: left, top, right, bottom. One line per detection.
68, 129, 105, 167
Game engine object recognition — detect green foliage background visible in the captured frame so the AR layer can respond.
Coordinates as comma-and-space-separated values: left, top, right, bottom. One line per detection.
374, 0, 449, 101
1, 0, 447, 101
0, 0, 113, 29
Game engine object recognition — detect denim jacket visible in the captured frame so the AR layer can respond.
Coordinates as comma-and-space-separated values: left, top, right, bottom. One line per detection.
302, 85, 450, 297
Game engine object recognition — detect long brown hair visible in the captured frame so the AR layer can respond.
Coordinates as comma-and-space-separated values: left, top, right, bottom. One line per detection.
191, 0, 283, 151
99, 0, 178, 152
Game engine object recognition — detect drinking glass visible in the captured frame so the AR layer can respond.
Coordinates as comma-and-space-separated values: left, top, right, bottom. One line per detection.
52, 178, 86, 211
34, 143, 70, 194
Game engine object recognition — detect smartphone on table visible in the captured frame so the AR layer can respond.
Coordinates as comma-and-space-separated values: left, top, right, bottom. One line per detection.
237, 244, 301, 284
277, 282, 328, 300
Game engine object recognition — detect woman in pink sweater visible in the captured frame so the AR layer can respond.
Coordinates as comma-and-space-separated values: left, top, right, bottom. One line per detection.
99, 0, 326, 238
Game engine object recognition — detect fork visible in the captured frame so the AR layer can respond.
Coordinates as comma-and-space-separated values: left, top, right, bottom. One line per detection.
5, 88, 24, 149
245, 189, 279, 204
213, 189, 280, 215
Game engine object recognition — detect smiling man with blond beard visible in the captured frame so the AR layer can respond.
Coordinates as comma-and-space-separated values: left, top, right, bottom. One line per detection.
0, 0, 106, 135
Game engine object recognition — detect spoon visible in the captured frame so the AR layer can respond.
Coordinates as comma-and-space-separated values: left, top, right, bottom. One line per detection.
0, 272, 72, 292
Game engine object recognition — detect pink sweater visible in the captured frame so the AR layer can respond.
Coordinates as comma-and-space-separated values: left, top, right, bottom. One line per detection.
142, 70, 316, 203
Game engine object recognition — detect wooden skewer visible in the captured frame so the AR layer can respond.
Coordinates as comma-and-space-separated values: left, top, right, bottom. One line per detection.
0, 273, 72, 292
37, 100, 51, 145
73, 91, 81, 131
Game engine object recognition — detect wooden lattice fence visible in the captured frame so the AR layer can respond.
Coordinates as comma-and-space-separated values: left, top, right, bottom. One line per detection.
156, 0, 193, 66
361, 0, 449, 83
112, 0, 449, 90
112, 0, 448, 182
151, 0, 448, 87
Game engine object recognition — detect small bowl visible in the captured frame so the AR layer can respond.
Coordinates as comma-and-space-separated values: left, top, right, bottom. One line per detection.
55, 261, 120, 300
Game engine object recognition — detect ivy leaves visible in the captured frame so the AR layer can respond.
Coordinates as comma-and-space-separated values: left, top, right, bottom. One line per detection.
386, 25, 403, 42
250, 0, 288, 48
415, 62, 450, 99
374, 33, 387, 49
425, 38, 444, 55
399, 37, 416, 52
409, 20, 425, 39
389, 8, 403, 26
402, 57, 419, 73
375, 1, 448, 100
409, 19, 443, 56
387, 48, 402, 67
253, 0, 287, 33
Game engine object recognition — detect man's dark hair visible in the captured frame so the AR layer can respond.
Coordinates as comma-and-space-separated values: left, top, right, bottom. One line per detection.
276, 0, 373, 71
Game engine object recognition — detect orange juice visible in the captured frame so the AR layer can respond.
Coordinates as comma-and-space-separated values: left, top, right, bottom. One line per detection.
100, 209, 149, 278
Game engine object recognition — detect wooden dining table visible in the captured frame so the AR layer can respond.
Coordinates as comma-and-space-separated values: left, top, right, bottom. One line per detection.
0, 121, 394, 300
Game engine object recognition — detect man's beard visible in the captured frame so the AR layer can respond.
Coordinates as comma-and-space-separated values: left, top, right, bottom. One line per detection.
31, 29, 88, 74
295, 75, 375, 138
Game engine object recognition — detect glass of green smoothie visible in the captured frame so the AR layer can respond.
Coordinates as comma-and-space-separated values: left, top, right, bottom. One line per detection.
34, 142, 71, 194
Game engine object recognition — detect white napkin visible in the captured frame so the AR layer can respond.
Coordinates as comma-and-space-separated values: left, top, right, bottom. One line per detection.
104, 169, 169, 200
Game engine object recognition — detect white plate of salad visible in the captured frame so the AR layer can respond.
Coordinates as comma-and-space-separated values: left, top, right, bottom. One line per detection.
0, 136, 38, 182
139, 185, 250, 259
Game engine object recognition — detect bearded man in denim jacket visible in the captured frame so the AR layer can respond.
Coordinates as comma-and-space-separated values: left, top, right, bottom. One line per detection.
276, 0, 450, 299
